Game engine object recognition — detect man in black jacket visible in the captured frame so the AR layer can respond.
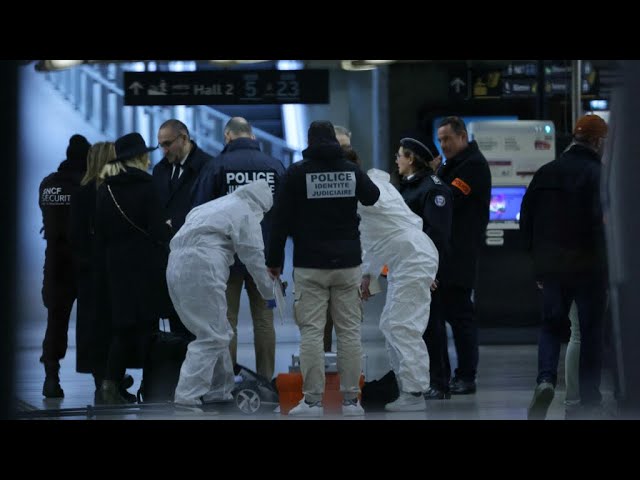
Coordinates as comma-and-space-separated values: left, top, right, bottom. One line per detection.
267, 121, 380, 416
153, 119, 213, 336
39, 134, 90, 397
521, 114, 608, 419
436, 116, 491, 394
192, 117, 285, 380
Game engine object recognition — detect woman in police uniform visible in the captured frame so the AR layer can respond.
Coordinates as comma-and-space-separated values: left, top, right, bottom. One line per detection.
396, 135, 453, 400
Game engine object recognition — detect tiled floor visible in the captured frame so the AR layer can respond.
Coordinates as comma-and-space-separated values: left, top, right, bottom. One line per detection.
14, 279, 617, 421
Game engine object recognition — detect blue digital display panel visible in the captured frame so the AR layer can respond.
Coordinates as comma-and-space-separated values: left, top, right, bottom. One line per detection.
489, 186, 526, 222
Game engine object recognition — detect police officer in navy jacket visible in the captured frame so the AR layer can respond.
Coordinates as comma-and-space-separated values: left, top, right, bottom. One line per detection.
266, 121, 379, 415
396, 134, 453, 399
192, 117, 285, 380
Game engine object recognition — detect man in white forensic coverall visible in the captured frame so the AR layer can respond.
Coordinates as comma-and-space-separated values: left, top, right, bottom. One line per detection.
358, 169, 439, 412
167, 180, 275, 406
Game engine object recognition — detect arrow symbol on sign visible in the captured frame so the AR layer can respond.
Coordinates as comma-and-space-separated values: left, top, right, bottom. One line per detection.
128, 82, 144, 95
450, 77, 465, 93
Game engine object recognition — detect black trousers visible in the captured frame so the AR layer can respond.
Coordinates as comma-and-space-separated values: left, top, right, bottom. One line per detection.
440, 285, 478, 382
423, 289, 451, 390
168, 310, 193, 339
40, 248, 76, 378
538, 275, 607, 407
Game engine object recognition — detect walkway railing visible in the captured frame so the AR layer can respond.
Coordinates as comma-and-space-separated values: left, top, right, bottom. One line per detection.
44, 64, 299, 166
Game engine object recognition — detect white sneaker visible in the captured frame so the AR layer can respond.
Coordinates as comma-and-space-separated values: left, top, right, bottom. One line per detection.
384, 392, 427, 412
342, 399, 365, 416
287, 398, 323, 417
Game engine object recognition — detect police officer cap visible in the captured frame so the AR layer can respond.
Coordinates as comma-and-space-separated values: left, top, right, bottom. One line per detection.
573, 114, 608, 141
308, 121, 339, 147
111, 132, 157, 163
400, 134, 438, 161
66, 134, 91, 163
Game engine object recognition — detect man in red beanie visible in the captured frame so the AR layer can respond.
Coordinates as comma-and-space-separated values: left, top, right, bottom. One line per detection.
521, 114, 609, 419
573, 114, 608, 155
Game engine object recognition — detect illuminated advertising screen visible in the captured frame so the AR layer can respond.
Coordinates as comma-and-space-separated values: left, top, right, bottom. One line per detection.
489, 186, 526, 222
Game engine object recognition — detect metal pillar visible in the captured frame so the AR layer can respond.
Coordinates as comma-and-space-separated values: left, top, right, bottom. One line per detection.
571, 60, 583, 128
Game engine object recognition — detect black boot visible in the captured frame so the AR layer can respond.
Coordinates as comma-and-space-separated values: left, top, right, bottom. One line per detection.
42, 362, 63, 398
43, 377, 64, 398
96, 386, 135, 404
119, 374, 137, 403
101, 380, 127, 405
121, 374, 133, 390
449, 377, 476, 395
424, 386, 451, 400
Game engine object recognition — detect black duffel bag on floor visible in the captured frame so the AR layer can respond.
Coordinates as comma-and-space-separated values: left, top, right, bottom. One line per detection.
360, 370, 399, 411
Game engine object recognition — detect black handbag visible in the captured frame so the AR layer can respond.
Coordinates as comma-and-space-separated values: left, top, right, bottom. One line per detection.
107, 185, 169, 254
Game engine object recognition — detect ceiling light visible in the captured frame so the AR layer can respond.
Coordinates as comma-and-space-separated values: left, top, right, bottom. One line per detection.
341, 60, 376, 71
362, 60, 396, 65
341, 60, 396, 71
34, 60, 84, 71
208, 60, 270, 65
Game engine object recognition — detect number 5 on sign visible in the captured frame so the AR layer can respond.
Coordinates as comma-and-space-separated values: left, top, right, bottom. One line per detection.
244, 81, 257, 97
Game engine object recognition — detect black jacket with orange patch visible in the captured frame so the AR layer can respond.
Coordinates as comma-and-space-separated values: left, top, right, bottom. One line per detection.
437, 141, 491, 288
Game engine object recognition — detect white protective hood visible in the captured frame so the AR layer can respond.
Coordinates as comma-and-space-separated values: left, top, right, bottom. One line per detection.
234, 179, 274, 216
169, 179, 274, 300
358, 169, 434, 277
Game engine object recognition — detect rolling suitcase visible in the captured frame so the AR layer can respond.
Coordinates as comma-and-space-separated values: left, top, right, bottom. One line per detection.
137, 331, 190, 403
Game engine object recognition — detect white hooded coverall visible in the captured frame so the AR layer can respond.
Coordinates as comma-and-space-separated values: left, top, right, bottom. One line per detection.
358, 169, 439, 393
168, 180, 275, 405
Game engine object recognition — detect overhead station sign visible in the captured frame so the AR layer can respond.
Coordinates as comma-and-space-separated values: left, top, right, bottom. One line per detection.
454, 62, 599, 100
124, 69, 329, 105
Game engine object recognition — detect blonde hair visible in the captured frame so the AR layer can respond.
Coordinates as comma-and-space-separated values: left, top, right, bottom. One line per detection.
99, 153, 151, 182
82, 142, 116, 189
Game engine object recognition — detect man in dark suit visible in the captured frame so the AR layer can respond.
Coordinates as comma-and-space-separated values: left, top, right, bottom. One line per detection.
152, 119, 213, 336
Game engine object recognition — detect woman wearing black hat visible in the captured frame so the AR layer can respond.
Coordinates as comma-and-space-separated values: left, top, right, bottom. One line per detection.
94, 133, 164, 404
396, 135, 454, 400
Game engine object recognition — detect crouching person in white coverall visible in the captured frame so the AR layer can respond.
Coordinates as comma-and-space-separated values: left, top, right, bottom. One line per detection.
167, 180, 276, 407
358, 169, 439, 412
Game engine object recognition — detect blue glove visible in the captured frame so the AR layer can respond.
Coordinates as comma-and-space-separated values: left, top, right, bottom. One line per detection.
265, 299, 277, 310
